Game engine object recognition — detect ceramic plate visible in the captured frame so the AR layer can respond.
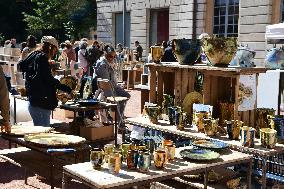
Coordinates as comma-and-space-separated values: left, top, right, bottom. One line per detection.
24, 133, 86, 147
180, 148, 220, 161
192, 139, 229, 150
182, 91, 203, 114
77, 99, 99, 106
7, 125, 53, 136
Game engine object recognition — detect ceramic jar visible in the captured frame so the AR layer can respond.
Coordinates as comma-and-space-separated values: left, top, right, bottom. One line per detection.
260, 128, 277, 149
172, 38, 201, 65
203, 118, 219, 136
150, 45, 164, 63
272, 116, 284, 140
202, 36, 237, 67
240, 126, 255, 148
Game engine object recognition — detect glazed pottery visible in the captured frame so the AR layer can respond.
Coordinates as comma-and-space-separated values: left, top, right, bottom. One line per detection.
138, 150, 151, 172
260, 128, 277, 148
226, 120, 243, 140
203, 118, 219, 136
172, 38, 201, 65
272, 116, 284, 140
219, 101, 234, 127
175, 107, 186, 130
150, 45, 164, 63
255, 108, 275, 137
195, 111, 209, 132
162, 94, 173, 115
108, 152, 121, 174
240, 126, 255, 148
230, 46, 256, 67
145, 106, 161, 124
154, 149, 167, 169
60, 76, 78, 90
265, 47, 284, 69
202, 36, 237, 67
168, 106, 176, 125
90, 148, 104, 170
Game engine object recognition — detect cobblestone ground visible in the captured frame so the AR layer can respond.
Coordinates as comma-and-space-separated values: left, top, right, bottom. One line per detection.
0, 89, 141, 189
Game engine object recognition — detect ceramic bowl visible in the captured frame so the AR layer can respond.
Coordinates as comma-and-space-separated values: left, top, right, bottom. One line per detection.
202, 37, 237, 67
172, 38, 201, 65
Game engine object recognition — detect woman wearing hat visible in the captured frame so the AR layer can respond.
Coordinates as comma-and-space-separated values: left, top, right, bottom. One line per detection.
19, 36, 73, 126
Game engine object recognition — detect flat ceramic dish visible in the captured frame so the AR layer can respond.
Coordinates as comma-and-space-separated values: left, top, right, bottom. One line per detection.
192, 139, 229, 150
24, 133, 86, 147
7, 125, 53, 136
180, 148, 220, 161
182, 91, 203, 114
77, 99, 99, 106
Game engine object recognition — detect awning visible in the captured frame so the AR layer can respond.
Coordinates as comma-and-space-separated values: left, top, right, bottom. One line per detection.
265, 23, 284, 39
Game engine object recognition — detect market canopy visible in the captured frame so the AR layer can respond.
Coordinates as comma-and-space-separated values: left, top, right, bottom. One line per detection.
265, 23, 284, 39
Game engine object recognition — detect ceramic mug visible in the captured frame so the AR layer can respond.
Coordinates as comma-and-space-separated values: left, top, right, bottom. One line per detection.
240, 126, 255, 148
203, 118, 219, 136
260, 128, 277, 149
150, 45, 164, 63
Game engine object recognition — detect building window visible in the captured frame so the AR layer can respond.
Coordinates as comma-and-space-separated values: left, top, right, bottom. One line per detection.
213, 0, 239, 37
115, 12, 131, 48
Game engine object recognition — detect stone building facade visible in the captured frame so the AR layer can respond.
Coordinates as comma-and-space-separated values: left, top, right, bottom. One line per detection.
96, 0, 283, 65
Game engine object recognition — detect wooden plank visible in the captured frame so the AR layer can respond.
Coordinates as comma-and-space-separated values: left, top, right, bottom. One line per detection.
272, 0, 282, 24
210, 76, 218, 117
163, 72, 175, 96
157, 71, 164, 106
149, 66, 157, 103
234, 76, 240, 121
203, 74, 211, 104
181, 69, 189, 102
204, 0, 214, 35
174, 69, 182, 106
188, 70, 196, 93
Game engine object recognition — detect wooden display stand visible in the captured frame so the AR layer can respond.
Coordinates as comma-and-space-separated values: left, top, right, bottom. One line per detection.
147, 63, 267, 127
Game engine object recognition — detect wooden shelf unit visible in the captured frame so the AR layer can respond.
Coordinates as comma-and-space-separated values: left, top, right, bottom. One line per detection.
147, 63, 268, 127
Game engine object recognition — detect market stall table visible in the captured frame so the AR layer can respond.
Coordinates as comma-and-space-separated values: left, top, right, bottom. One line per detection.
125, 117, 284, 189
0, 133, 89, 189
62, 147, 252, 189
60, 102, 118, 145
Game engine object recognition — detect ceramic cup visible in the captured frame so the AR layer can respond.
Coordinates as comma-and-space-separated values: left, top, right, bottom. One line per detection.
226, 120, 243, 140
260, 128, 277, 149
240, 126, 255, 148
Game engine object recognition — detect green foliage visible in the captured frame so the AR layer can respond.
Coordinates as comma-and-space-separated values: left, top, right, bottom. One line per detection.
23, 0, 97, 41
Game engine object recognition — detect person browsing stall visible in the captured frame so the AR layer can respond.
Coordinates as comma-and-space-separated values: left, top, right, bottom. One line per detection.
0, 66, 10, 133
19, 36, 73, 127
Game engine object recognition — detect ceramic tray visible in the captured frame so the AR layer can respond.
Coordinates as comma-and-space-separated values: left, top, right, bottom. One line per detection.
180, 148, 220, 161
192, 139, 228, 150
6, 125, 53, 136
24, 133, 86, 147
77, 99, 99, 106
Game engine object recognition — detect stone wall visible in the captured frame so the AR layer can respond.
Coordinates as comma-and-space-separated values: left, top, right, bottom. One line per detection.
238, 0, 273, 66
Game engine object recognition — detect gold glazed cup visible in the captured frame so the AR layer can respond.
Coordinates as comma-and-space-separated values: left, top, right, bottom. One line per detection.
150, 45, 165, 63
154, 149, 167, 169
260, 128, 277, 149
108, 152, 122, 174
203, 118, 219, 136
90, 148, 104, 170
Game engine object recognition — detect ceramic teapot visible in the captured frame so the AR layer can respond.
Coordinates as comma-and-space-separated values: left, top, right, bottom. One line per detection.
172, 38, 201, 65
150, 45, 164, 63
265, 47, 284, 69
230, 45, 256, 67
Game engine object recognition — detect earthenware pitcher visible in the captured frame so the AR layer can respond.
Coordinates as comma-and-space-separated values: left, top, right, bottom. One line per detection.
240, 126, 255, 148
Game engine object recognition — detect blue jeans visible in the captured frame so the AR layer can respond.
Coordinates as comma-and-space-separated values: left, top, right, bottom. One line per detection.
28, 104, 51, 127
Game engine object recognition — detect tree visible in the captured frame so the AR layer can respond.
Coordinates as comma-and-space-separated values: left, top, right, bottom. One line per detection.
23, 0, 97, 41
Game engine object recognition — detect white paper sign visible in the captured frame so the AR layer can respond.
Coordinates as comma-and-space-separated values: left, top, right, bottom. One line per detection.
238, 75, 256, 111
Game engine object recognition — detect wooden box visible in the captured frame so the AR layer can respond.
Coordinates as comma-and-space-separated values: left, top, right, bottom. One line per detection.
80, 124, 114, 141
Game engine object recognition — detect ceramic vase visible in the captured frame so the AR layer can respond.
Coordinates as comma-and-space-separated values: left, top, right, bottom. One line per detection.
172, 38, 201, 65
150, 45, 164, 63
240, 126, 255, 148
202, 36, 237, 67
